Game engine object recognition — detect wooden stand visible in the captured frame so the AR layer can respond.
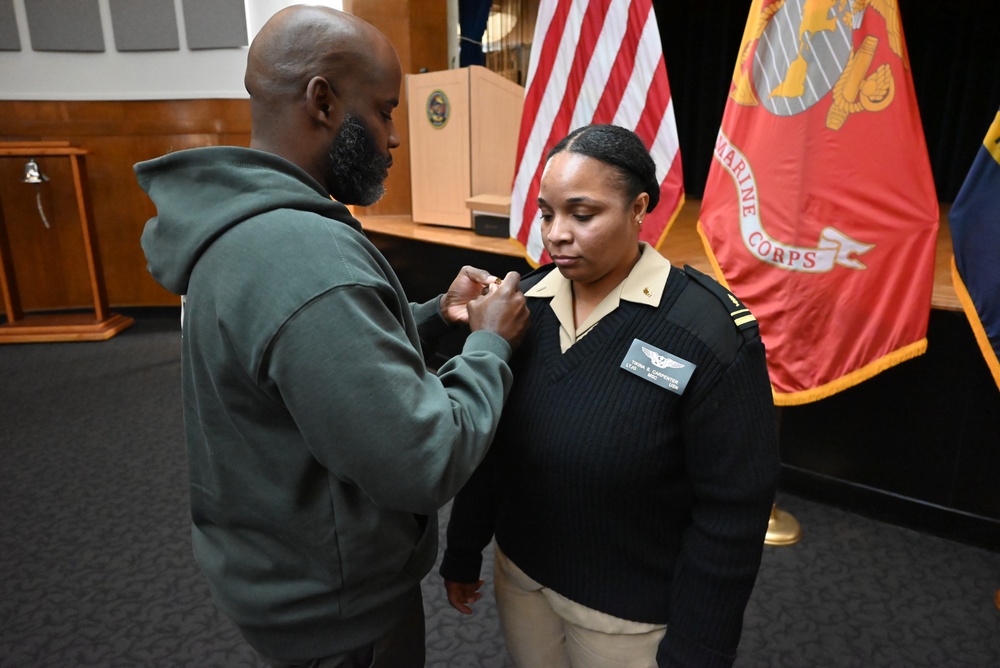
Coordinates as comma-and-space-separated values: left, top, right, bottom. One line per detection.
0, 143, 133, 343
406, 66, 524, 228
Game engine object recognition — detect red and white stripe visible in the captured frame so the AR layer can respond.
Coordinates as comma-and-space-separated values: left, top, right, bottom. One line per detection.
510, 0, 684, 264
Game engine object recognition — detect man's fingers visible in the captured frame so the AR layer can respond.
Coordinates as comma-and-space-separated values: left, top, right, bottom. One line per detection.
461, 266, 492, 285
497, 271, 522, 291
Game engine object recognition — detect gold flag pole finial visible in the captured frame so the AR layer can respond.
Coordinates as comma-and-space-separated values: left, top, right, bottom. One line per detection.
764, 503, 802, 546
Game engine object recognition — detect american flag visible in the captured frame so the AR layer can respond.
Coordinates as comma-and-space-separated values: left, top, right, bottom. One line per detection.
509, 0, 684, 265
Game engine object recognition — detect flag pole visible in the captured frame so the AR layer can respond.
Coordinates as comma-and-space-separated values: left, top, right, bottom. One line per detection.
765, 406, 801, 546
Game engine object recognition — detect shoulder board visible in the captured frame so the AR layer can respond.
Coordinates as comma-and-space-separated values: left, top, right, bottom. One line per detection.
682, 265, 758, 333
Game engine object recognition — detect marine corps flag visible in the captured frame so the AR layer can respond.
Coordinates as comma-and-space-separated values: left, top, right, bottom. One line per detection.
510, 0, 684, 264
949, 109, 1000, 391
699, 0, 938, 405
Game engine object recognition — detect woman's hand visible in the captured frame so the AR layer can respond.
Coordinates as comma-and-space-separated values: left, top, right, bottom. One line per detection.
444, 579, 484, 615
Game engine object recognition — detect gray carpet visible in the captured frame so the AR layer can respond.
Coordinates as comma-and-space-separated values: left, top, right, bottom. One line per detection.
1, 311, 998, 667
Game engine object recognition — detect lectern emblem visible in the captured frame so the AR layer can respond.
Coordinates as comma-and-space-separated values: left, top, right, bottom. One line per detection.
426, 90, 449, 129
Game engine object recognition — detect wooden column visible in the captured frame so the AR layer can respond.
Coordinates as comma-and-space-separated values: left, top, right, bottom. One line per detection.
0, 143, 133, 343
347, 0, 450, 217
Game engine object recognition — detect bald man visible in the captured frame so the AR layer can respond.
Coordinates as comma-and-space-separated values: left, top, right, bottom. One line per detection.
137, 6, 528, 667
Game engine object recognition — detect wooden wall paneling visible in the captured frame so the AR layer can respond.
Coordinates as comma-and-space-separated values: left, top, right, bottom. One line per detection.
0, 99, 251, 314
87, 134, 179, 307
0, 99, 252, 139
349, 0, 449, 218
87, 131, 249, 307
0, 0, 445, 313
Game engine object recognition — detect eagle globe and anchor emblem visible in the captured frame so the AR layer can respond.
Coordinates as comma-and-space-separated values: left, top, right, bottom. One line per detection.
739, 0, 901, 124
717, 0, 905, 274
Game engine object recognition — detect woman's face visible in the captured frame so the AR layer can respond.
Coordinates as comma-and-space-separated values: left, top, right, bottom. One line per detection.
538, 151, 647, 291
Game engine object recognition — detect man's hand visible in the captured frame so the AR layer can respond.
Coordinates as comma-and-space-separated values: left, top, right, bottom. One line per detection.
467, 272, 529, 348
444, 579, 484, 615
441, 266, 497, 325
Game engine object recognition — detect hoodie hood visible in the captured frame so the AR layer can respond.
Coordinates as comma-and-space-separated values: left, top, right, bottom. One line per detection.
136, 146, 355, 295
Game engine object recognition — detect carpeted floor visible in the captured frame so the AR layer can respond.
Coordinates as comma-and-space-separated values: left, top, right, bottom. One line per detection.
1, 311, 998, 667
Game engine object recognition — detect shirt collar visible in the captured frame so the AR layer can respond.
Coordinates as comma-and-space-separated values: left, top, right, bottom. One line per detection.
525, 242, 672, 308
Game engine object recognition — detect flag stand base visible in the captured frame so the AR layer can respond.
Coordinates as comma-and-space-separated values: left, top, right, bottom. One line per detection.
764, 504, 802, 546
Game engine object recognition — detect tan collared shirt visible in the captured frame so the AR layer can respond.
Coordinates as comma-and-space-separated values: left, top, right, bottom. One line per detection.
525, 242, 673, 353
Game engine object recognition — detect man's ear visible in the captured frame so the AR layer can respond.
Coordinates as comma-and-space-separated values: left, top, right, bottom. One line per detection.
306, 76, 338, 127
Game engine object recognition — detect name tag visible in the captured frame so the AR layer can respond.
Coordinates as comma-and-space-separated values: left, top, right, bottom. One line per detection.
620, 338, 696, 395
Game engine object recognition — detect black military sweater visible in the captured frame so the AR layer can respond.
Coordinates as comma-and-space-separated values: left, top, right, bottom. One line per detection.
441, 264, 780, 667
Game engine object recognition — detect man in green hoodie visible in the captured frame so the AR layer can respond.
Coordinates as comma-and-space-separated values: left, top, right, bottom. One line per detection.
136, 5, 529, 667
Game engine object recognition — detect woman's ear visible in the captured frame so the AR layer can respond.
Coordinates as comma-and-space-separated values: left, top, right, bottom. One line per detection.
631, 192, 650, 225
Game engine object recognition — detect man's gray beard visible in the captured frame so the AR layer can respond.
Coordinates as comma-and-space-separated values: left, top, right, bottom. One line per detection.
328, 114, 390, 206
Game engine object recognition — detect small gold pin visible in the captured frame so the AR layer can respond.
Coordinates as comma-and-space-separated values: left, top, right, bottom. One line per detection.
643, 287, 652, 297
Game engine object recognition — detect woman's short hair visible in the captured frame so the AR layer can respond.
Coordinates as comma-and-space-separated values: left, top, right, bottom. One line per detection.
546, 124, 660, 212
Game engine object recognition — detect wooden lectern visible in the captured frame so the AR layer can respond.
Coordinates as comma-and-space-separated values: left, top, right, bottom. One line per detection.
407, 66, 524, 228
0, 142, 133, 343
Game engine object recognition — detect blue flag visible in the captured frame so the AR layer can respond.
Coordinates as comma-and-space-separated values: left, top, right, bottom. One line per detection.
949, 108, 1000, 390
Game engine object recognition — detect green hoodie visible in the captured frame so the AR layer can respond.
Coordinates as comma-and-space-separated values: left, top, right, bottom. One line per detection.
137, 146, 513, 660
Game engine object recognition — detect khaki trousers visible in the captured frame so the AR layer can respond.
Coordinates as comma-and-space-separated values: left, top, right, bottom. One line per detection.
493, 548, 666, 668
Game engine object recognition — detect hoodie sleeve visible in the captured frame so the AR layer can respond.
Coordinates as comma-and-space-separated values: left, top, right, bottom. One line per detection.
263, 283, 513, 515
411, 297, 456, 363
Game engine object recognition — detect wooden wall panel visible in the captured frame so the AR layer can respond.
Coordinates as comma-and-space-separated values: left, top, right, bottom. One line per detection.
0, 1, 444, 313
349, 0, 449, 218
0, 99, 251, 312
